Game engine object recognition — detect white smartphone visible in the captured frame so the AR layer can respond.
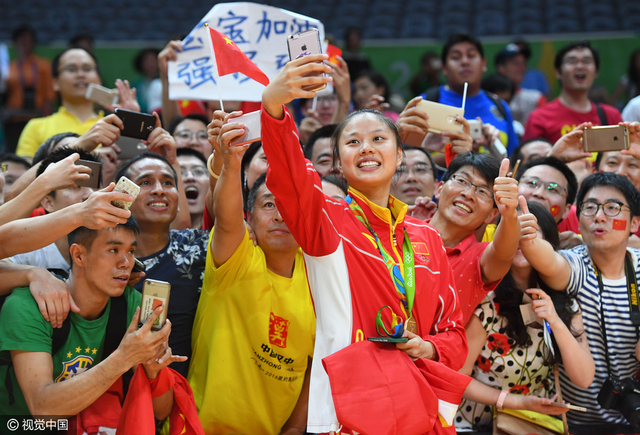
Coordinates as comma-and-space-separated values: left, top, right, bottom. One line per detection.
287, 29, 326, 92
112, 176, 141, 210
548, 402, 588, 412
520, 303, 543, 326
140, 279, 171, 332
468, 119, 484, 141
86, 83, 118, 107
229, 110, 262, 147
414, 100, 464, 134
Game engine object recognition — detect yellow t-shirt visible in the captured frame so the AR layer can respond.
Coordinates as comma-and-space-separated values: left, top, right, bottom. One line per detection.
188, 230, 315, 435
482, 223, 497, 243
16, 107, 104, 157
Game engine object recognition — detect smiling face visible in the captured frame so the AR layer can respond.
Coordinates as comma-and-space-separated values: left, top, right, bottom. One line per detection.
71, 227, 137, 298
556, 47, 598, 92
127, 158, 179, 226
54, 49, 101, 103
443, 41, 486, 89
173, 119, 213, 158
247, 184, 299, 254
579, 185, 640, 253
337, 112, 402, 195
599, 151, 640, 192
391, 149, 435, 205
435, 165, 497, 231
178, 155, 208, 218
518, 165, 570, 223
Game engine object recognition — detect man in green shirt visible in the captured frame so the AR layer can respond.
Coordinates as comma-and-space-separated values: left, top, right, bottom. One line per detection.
0, 218, 185, 419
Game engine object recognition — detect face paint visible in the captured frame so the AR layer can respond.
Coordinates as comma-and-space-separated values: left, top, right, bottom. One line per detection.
613, 219, 627, 231
550, 205, 561, 217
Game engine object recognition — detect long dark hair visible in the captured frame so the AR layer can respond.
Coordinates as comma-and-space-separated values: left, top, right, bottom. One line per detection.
493, 201, 579, 365
628, 49, 640, 98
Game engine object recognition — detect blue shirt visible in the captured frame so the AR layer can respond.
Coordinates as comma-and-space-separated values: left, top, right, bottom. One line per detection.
521, 69, 551, 97
423, 85, 519, 155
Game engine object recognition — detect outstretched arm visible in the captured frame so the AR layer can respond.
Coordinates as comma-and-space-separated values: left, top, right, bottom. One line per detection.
518, 197, 571, 290
480, 159, 520, 283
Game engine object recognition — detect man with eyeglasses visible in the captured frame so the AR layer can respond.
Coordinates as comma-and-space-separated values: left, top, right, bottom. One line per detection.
168, 113, 213, 159
519, 172, 640, 433
15, 48, 104, 158
177, 148, 209, 229
515, 156, 580, 247
524, 41, 622, 143
428, 152, 521, 324
391, 145, 438, 205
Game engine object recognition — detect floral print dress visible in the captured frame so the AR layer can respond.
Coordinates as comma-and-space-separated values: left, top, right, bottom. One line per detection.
454, 291, 552, 432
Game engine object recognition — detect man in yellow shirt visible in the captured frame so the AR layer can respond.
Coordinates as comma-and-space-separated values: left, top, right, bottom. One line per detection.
188, 115, 315, 434
16, 48, 104, 158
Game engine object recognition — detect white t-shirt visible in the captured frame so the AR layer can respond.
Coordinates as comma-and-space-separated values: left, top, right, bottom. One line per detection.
8, 243, 70, 273
622, 95, 640, 123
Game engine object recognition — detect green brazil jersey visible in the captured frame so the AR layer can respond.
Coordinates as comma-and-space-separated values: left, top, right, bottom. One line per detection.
0, 286, 141, 415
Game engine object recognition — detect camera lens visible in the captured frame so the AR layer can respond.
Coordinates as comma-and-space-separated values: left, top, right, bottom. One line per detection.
614, 136, 619, 141
619, 393, 640, 430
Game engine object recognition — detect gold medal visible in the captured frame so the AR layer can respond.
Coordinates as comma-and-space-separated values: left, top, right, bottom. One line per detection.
405, 316, 418, 335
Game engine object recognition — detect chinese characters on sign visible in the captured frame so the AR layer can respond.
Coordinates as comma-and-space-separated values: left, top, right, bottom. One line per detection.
168, 2, 325, 102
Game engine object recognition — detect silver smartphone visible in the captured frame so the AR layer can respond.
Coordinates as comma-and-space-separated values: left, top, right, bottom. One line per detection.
287, 29, 326, 92
229, 110, 262, 147
86, 83, 118, 107
75, 159, 102, 189
140, 279, 171, 331
468, 119, 484, 141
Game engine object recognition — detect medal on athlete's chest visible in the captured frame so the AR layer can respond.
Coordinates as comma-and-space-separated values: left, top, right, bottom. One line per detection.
405, 316, 418, 335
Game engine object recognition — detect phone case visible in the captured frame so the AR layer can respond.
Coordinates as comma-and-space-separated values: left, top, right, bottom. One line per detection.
583, 125, 630, 152
467, 119, 484, 141
86, 83, 118, 107
229, 110, 262, 147
287, 29, 326, 92
112, 176, 140, 210
115, 108, 156, 140
140, 279, 171, 331
415, 100, 464, 134
75, 159, 103, 189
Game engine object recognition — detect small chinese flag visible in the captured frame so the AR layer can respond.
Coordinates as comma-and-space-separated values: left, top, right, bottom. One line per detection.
613, 219, 627, 231
326, 43, 342, 66
207, 26, 270, 86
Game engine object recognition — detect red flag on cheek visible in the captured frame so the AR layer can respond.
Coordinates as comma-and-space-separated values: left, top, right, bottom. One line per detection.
208, 27, 270, 86
613, 219, 627, 231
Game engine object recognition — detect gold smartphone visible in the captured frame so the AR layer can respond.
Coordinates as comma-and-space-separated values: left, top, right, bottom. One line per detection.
415, 100, 465, 134
139, 279, 171, 331
583, 125, 629, 153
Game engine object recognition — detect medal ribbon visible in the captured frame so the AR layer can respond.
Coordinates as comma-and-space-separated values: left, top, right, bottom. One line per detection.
345, 195, 416, 337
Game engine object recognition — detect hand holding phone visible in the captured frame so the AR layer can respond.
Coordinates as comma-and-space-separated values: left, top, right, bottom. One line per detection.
229, 111, 262, 147
583, 125, 630, 152
86, 83, 118, 107
414, 100, 464, 134
75, 159, 103, 189
139, 279, 171, 331
115, 108, 156, 140
112, 176, 140, 210
287, 29, 327, 92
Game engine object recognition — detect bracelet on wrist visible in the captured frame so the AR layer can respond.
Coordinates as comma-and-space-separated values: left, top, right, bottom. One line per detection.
207, 153, 220, 179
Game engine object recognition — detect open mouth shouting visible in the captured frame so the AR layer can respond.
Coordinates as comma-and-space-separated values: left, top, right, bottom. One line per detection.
185, 185, 200, 206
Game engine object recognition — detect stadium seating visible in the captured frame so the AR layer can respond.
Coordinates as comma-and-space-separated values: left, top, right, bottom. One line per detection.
0, 0, 636, 41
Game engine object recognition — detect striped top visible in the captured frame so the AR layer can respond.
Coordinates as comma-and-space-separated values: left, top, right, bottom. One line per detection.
558, 245, 640, 426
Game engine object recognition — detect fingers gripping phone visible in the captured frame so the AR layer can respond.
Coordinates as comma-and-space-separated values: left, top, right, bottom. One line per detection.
112, 176, 140, 210
229, 110, 262, 147
583, 125, 630, 152
139, 279, 171, 331
76, 159, 102, 189
287, 29, 326, 92
115, 108, 156, 140
86, 83, 118, 107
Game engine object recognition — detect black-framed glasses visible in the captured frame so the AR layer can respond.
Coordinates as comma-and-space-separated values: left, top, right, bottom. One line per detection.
449, 174, 493, 200
395, 163, 432, 178
579, 201, 629, 217
175, 130, 208, 141
520, 176, 567, 197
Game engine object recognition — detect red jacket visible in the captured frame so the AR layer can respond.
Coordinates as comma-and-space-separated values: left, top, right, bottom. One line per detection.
261, 107, 467, 434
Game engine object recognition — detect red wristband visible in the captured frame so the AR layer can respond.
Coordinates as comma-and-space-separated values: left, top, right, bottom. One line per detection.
148, 367, 175, 398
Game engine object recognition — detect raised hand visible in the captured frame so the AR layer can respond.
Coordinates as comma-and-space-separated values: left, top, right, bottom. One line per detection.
145, 112, 177, 165
262, 54, 333, 119
74, 114, 124, 151
549, 122, 593, 163
527, 288, 562, 328
299, 109, 323, 143
79, 183, 133, 229
39, 153, 92, 191
407, 196, 438, 221
107, 79, 140, 113
365, 94, 390, 113
396, 96, 430, 145
442, 116, 473, 155
217, 112, 252, 170
493, 159, 519, 218
620, 121, 640, 160
518, 196, 539, 246
158, 40, 182, 80
116, 306, 172, 372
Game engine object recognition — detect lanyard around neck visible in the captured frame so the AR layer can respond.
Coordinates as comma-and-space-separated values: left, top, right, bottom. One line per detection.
345, 195, 415, 320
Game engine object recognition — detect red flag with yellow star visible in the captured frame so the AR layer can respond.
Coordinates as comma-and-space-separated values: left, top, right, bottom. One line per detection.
208, 27, 270, 86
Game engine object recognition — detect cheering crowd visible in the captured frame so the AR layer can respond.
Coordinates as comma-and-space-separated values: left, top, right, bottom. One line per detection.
2, 21, 640, 435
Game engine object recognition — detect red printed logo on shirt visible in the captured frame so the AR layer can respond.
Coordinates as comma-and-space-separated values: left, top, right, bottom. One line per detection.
269, 312, 290, 348
411, 242, 429, 256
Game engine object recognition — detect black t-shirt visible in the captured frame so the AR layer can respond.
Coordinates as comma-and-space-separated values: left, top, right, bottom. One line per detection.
134, 228, 208, 377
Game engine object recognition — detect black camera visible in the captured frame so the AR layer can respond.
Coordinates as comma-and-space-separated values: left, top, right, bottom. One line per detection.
597, 377, 640, 429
